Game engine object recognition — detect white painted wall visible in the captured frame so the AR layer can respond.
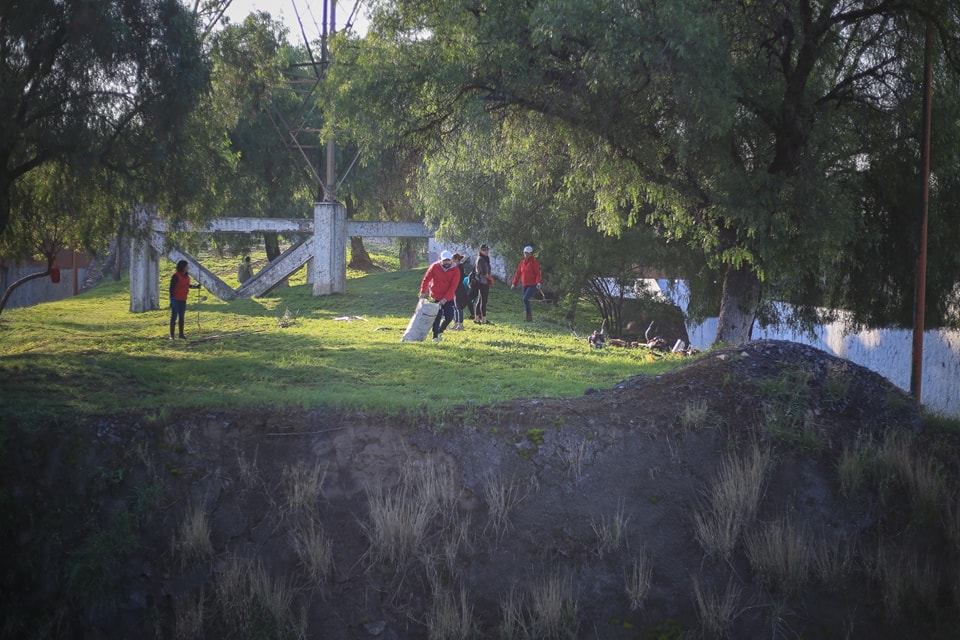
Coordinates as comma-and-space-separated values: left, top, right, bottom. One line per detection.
664, 280, 960, 418
428, 240, 508, 280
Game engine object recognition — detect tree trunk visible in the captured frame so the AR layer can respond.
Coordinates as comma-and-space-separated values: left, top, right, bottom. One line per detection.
347, 237, 376, 270
713, 263, 761, 345
0, 267, 52, 316
113, 231, 123, 281
398, 239, 421, 270
263, 232, 288, 288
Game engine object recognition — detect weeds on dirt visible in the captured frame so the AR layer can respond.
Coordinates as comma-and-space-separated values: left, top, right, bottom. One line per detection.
208, 554, 306, 639
428, 584, 475, 640
692, 443, 772, 559
624, 547, 653, 611
483, 474, 530, 543
364, 479, 435, 567
884, 433, 948, 525
292, 519, 334, 587
174, 591, 206, 639
66, 512, 138, 615
236, 448, 262, 491
754, 365, 827, 453
946, 498, 960, 553
744, 515, 813, 596
812, 532, 857, 589
173, 500, 213, 568
868, 539, 940, 621
560, 439, 589, 484
282, 460, 327, 518
691, 576, 742, 638
498, 573, 579, 639
362, 457, 463, 570
678, 398, 717, 431
839, 431, 948, 526
591, 499, 629, 559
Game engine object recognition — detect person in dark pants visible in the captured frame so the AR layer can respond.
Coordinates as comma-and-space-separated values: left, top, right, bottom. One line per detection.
237, 255, 253, 284
511, 245, 542, 322
169, 260, 200, 339
473, 243, 493, 324
419, 250, 461, 342
451, 253, 472, 330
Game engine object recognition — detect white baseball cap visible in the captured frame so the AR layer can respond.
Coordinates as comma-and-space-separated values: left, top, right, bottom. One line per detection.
523, 246, 533, 254
440, 250, 453, 260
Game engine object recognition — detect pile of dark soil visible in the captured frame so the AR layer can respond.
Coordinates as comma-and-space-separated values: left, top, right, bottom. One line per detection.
2, 340, 958, 639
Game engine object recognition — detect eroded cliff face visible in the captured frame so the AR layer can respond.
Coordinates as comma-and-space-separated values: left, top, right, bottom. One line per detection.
5, 341, 956, 640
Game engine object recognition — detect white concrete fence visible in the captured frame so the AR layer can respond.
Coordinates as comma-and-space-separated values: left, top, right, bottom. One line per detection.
130, 202, 431, 312
661, 281, 960, 419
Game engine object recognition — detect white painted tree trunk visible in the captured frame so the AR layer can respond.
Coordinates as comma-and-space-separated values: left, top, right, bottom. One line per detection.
714, 264, 761, 345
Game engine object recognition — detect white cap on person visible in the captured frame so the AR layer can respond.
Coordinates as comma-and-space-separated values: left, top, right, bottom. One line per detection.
523, 246, 533, 254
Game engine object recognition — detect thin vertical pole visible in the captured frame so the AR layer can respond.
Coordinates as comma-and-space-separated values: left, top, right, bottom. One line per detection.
910, 21, 934, 404
323, 0, 336, 201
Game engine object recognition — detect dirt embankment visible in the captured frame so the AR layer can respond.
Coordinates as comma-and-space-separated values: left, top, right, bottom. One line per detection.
2, 340, 958, 639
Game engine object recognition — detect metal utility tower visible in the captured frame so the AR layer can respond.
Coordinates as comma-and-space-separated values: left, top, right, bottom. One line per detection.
267, 1, 363, 203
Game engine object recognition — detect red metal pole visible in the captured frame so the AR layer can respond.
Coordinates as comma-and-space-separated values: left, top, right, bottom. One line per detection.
910, 21, 934, 404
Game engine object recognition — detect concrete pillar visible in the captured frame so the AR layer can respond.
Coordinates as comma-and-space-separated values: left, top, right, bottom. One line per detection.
312, 202, 347, 295
129, 211, 160, 312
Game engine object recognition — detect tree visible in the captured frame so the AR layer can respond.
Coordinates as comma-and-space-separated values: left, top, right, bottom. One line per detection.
350, 0, 960, 343
416, 110, 699, 332
0, 0, 208, 241
326, 32, 440, 270
0, 162, 114, 315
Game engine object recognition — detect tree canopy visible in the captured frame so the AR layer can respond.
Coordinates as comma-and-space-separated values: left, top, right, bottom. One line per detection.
0, 0, 209, 241
332, 0, 960, 342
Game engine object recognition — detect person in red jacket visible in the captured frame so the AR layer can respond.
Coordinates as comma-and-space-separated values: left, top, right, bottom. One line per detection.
511, 245, 542, 322
169, 260, 200, 339
419, 250, 461, 341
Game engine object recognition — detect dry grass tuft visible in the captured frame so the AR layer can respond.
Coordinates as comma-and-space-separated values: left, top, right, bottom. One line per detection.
946, 497, 960, 553
364, 479, 434, 567
292, 518, 334, 586
691, 576, 742, 638
498, 585, 528, 639
497, 573, 579, 639
840, 431, 948, 525
870, 539, 939, 621
363, 456, 465, 569
213, 554, 305, 638
529, 572, 579, 639
483, 475, 530, 542
812, 532, 857, 589
173, 500, 214, 567
678, 398, 716, 430
624, 547, 653, 611
744, 516, 812, 596
428, 584, 475, 640
693, 443, 772, 559
590, 499, 629, 559
173, 592, 206, 640
282, 460, 327, 517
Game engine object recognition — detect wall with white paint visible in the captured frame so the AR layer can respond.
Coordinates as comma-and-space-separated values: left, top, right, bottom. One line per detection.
669, 280, 960, 418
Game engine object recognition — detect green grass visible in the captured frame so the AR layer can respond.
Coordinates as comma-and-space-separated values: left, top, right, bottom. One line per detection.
0, 251, 685, 419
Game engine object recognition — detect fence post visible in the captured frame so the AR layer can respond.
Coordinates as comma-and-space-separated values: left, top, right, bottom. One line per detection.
129, 208, 159, 312
312, 201, 347, 295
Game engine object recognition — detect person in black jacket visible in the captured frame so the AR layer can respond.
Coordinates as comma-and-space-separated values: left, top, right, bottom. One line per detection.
451, 253, 473, 330
473, 244, 493, 324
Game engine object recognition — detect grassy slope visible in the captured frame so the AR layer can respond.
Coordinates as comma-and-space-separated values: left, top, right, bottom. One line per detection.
0, 253, 682, 421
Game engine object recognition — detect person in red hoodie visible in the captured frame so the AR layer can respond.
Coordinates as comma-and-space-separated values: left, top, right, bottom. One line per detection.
169, 260, 200, 339
511, 245, 542, 322
419, 250, 461, 341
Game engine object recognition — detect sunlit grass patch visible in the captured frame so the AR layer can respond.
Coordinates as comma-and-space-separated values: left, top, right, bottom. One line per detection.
0, 257, 685, 418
